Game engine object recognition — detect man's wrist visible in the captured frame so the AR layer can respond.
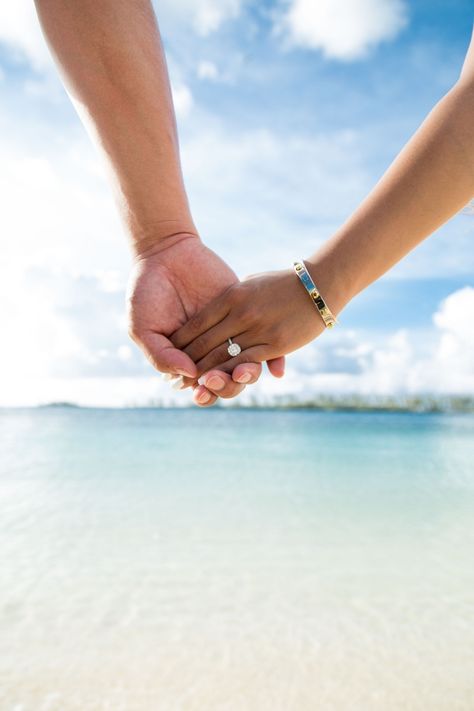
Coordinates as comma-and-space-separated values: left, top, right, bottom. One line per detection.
130, 223, 200, 260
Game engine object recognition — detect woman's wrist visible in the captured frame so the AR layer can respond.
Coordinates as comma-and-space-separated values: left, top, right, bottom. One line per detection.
305, 247, 356, 319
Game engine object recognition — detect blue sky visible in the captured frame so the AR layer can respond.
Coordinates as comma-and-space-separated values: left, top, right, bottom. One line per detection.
0, 1, 472, 405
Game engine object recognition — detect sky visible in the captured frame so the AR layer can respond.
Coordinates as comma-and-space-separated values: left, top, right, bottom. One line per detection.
0, 0, 473, 406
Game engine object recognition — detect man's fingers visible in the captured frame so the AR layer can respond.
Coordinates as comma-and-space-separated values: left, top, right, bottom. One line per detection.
231, 362, 263, 385
139, 331, 197, 378
171, 290, 232, 349
267, 356, 286, 378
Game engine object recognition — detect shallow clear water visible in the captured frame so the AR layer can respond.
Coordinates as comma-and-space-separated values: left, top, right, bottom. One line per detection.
1, 408, 474, 710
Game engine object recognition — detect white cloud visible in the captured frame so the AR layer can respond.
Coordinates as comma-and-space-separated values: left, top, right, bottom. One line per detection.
431, 287, 474, 386
277, 0, 408, 60
181, 124, 371, 272
171, 83, 194, 117
261, 287, 474, 400
0, 1, 53, 70
0, 132, 127, 274
154, 0, 244, 36
197, 60, 219, 81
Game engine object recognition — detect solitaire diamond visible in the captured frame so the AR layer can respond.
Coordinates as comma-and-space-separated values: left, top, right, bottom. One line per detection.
227, 342, 241, 357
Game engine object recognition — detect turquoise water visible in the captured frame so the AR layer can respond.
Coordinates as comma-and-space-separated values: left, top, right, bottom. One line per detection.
1, 408, 474, 710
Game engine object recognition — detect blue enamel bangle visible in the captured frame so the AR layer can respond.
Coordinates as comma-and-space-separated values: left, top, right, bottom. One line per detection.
293, 260, 338, 329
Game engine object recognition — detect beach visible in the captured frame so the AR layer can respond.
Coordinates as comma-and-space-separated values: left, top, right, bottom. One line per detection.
1, 407, 474, 710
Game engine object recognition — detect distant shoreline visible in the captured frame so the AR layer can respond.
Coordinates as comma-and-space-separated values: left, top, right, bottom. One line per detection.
1, 394, 471, 414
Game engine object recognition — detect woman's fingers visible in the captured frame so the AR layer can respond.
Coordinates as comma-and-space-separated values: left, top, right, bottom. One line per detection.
267, 356, 286, 378
198, 370, 246, 400
192, 383, 219, 407
231, 362, 263, 385
171, 289, 232, 349
183, 316, 235, 364
196, 340, 270, 379
192, 370, 247, 406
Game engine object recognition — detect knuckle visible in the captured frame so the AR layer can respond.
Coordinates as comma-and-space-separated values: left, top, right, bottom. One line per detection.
189, 312, 205, 333
188, 334, 209, 356
241, 304, 259, 325
227, 284, 244, 306
266, 324, 283, 346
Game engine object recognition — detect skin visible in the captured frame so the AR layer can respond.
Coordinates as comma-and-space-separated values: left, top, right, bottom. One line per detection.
34, 0, 285, 407
172, 29, 474, 378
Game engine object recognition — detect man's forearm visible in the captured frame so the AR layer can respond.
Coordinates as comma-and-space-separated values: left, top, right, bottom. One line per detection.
35, 0, 197, 254
310, 43, 474, 310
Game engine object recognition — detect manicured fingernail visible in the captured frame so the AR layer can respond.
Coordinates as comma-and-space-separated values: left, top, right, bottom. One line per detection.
236, 372, 251, 384
171, 376, 184, 390
205, 376, 225, 391
161, 373, 174, 381
176, 368, 195, 378
197, 391, 211, 404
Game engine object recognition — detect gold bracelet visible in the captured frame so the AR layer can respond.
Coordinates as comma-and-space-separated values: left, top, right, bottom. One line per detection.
293, 260, 338, 329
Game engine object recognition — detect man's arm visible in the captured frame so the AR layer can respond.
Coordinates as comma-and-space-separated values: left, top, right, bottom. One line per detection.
35, 0, 195, 253
34, 0, 286, 404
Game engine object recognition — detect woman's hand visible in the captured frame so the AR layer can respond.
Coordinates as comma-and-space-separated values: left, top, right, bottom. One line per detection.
171, 264, 344, 378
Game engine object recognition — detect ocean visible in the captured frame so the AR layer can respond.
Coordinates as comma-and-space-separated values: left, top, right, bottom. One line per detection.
1, 407, 474, 710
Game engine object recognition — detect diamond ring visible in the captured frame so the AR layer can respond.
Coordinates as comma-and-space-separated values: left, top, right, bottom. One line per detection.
227, 338, 242, 357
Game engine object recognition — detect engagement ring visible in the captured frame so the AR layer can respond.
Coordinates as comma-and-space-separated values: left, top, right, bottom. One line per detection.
227, 338, 241, 357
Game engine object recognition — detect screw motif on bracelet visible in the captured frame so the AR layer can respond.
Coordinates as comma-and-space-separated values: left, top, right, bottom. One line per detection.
293, 261, 338, 329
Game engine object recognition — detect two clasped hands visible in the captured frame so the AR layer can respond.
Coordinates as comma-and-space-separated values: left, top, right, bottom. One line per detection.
35, 0, 474, 401
127, 232, 347, 407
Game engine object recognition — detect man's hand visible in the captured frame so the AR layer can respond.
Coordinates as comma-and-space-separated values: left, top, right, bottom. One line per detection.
127, 234, 285, 406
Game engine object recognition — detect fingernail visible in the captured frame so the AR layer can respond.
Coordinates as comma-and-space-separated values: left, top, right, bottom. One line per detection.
236, 372, 251, 384
205, 376, 225, 391
175, 368, 195, 378
171, 376, 184, 391
197, 391, 211, 404
161, 373, 174, 382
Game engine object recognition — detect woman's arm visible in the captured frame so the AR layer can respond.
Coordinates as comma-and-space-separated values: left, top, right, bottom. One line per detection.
172, 29, 474, 377
312, 27, 474, 309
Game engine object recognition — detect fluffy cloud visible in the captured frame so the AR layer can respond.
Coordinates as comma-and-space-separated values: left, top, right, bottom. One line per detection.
171, 83, 194, 117
277, 0, 408, 60
0, 1, 52, 70
260, 287, 474, 401
181, 124, 371, 272
153, 0, 244, 36
197, 60, 219, 81
0, 132, 126, 275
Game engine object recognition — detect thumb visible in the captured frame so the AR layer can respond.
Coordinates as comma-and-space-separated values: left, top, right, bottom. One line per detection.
140, 331, 197, 378
266, 356, 285, 378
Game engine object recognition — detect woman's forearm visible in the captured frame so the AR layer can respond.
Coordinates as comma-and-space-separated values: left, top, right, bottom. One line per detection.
310, 35, 474, 311
34, 0, 197, 254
